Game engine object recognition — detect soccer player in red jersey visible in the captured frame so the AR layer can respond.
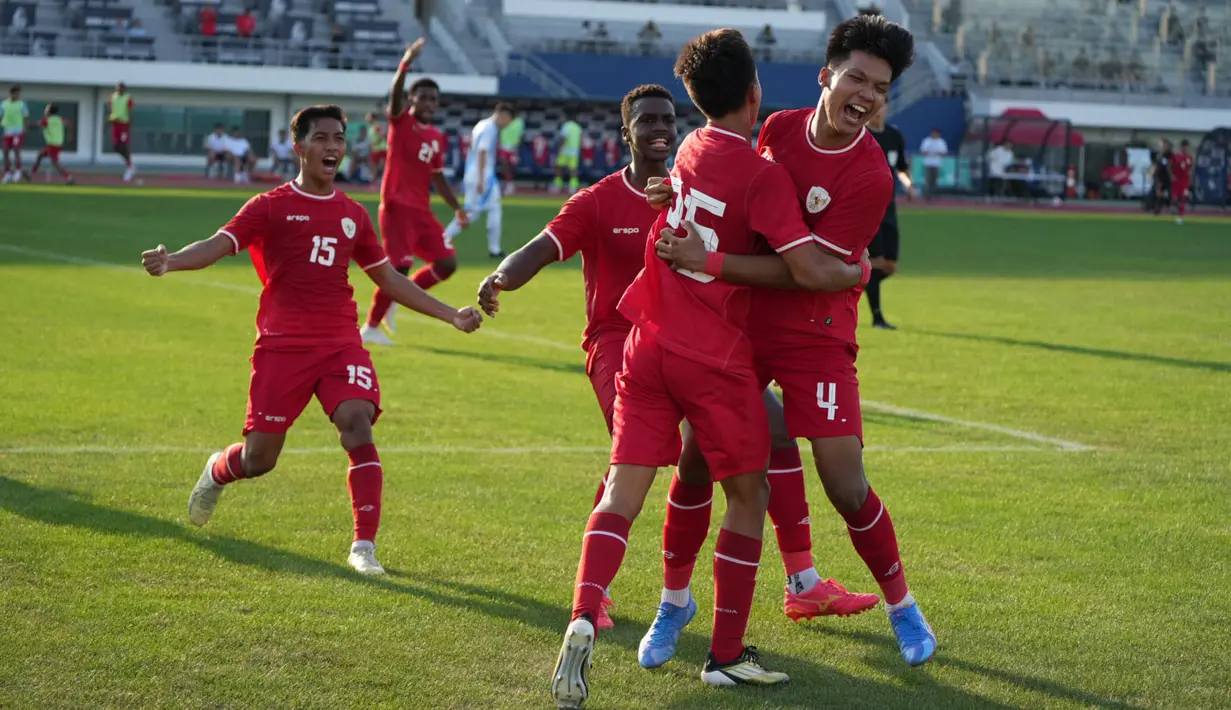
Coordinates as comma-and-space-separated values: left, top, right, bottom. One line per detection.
653, 15, 937, 667
107, 82, 136, 183
476, 83, 678, 631
551, 30, 868, 707
361, 40, 469, 345
1171, 138, 1195, 225
140, 104, 482, 575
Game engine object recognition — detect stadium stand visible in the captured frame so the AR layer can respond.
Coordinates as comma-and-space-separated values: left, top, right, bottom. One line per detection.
917, 0, 1231, 97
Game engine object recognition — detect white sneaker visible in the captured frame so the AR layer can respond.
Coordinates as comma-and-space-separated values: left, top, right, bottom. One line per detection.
1, 172, 12, 184
347, 540, 385, 574
551, 618, 594, 710
188, 453, 225, 526
383, 305, 398, 335
123, 166, 135, 182
360, 324, 394, 346
1176, 217, 1184, 225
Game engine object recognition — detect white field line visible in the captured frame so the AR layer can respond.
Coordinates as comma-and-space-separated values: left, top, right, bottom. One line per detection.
862, 401, 1096, 451
2, 243, 1099, 453
0, 444, 1065, 456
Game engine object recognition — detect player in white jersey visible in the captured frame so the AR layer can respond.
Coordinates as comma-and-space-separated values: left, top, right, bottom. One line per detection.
443, 103, 514, 258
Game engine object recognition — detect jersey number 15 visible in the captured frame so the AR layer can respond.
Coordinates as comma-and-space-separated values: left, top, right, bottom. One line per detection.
664, 175, 727, 284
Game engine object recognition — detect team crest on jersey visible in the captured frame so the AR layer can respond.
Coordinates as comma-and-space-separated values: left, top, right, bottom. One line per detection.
806, 185, 831, 214
341, 217, 356, 240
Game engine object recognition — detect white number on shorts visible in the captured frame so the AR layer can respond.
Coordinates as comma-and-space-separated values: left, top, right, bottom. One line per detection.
816, 382, 838, 421
663, 174, 727, 283
347, 365, 374, 390
310, 236, 337, 266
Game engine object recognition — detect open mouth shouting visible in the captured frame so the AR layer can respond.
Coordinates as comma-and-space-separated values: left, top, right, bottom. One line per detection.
321, 154, 340, 174
842, 102, 870, 125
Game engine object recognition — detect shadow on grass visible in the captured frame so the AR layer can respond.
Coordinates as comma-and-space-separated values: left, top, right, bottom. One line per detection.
404, 343, 587, 376
1, 475, 1093, 709
807, 626, 1142, 710
915, 329, 1231, 374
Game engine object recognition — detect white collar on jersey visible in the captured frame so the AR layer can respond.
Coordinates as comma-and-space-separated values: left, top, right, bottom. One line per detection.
804, 111, 866, 155
289, 180, 336, 200
620, 167, 647, 198
704, 123, 750, 143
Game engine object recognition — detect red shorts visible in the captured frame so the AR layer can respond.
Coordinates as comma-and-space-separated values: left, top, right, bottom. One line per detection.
39, 146, 62, 161
584, 329, 630, 435
611, 326, 768, 481
378, 202, 454, 268
111, 123, 130, 146
755, 339, 862, 442
244, 344, 382, 436
370, 150, 387, 166
498, 148, 517, 165
2, 134, 22, 150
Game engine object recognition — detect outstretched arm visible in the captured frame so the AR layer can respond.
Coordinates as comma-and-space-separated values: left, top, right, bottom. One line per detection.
656, 222, 866, 291
388, 38, 425, 118
476, 234, 558, 315
141, 233, 234, 275
366, 261, 481, 332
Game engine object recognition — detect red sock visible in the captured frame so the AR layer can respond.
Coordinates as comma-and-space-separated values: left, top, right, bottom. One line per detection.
346, 443, 383, 543
711, 528, 762, 664
842, 487, 907, 604
592, 471, 609, 509
366, 289, 394, 328
210, 443, 245, 485
411, 264, 447, 290
662, 472, 713, 591
571, 512, 631, 624
766, 447, 813, 576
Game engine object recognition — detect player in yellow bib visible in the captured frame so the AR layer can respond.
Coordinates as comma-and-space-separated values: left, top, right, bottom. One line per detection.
108, 81, 136, 182
31, 103, 74, 184
552, 114, 582, 194
2, 84, 31, 183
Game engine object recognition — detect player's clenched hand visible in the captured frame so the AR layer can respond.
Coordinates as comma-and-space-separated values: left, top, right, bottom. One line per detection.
655, 220, 706, 272
142, 244, 170, 276
455, 208, 470, 229
645, 176, 673, 210
477, 272, 507, 316
403, 38, 426, 65
452, 305, 483, 333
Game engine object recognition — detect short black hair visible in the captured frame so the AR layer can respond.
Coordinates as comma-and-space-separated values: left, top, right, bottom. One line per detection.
9, 85, 18, 94
409, 77, 439, 95
1181, 139, 1190, 147
825, 14, 915, 82
674, 28, 758, 119
47, 103, 59, 115
621, 84, 674, 125
494, 102, 514, 117
290, 104, 348, 143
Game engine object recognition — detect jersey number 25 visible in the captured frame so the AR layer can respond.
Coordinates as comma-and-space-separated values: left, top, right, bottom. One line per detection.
664, 175, 727, 284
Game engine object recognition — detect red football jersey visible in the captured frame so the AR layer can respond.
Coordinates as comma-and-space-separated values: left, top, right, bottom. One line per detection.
381, 109, 444, 211
602, 137, 620, 167
543, 168, 658, 351
218, 182, 389, 348
581, 135, 597, 166
618, 124, 814, 370
531, 135, 550, 166
1171, 152, 1194, 184
751, 109, 894, 348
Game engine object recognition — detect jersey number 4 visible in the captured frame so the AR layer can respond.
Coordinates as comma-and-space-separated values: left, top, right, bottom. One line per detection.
310, 236, 337, 266
664, 175, 727, 283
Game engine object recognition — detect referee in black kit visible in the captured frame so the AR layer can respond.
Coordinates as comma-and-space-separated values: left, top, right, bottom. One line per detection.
866, 102, 913, 330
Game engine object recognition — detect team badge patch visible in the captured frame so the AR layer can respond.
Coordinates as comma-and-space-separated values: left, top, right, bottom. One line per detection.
806, 186, 831, 214
341, 217, 356, 239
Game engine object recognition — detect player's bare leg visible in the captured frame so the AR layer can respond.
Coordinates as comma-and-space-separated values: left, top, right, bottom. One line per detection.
810, 436, 936, 665
553, 463, 656, 709
189, 430, 285, 526
332, 398, 385, 575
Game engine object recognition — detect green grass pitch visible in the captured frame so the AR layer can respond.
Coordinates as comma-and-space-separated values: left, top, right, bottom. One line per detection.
1, 184, 1229, 709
